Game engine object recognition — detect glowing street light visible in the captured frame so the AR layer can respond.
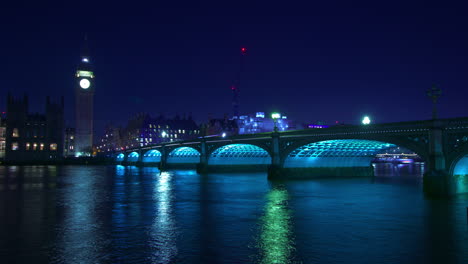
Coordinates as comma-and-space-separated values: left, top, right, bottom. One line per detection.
222, 132, 226, 138
271, 112, 281, 132
362, 116, 371, 125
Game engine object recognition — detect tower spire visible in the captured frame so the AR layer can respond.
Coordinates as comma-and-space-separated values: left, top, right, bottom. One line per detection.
81, 33, 90, 61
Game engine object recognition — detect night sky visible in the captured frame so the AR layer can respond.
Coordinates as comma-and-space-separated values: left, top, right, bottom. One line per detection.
1, 1, 467, 136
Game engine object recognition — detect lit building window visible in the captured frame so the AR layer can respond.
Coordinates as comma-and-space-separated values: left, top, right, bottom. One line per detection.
50, 143, 57, 151
26, 143, 30, 150
11, 142, 18, 150
12, 128, 19, 137
33, 143, 38, 151
40, 143, 44, 151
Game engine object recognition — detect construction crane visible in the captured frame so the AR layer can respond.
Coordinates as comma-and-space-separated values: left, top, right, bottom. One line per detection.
231, 47, 247, 118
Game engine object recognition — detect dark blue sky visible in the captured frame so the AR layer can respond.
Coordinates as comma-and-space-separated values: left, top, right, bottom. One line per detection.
1, 1, 467, 135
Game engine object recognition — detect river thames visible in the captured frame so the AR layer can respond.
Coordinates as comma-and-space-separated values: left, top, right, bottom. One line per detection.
0, 164, 467, 264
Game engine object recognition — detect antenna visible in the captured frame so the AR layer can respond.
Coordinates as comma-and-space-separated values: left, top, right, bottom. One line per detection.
231, 47, 247, 118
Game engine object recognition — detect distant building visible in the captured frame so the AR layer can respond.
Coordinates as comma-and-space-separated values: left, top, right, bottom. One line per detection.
205, 115, 238, 136
64, 127, 75, 157
236, 112, 295, 134
4, 95, 64, 163
96, 113, 200, 152
306, 124, 329, 129
0, 116, 6, 160
96, 125, 122, 153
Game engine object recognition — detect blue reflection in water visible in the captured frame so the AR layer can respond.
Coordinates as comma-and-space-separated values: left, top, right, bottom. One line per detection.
55, 167, 107, 264
149, 171, 178, 262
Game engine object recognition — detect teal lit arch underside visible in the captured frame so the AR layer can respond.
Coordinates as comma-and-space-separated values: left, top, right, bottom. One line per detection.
116, 153, 125, 162
209, 144, 271, 165
142, 150, 162, 163
127, 152, 140, 162
453, 156, 468, 175
284, 139, 408, 168
167, 147, 200, 164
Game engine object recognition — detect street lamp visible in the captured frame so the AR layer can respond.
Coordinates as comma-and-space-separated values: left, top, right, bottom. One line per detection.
362, 116, 371, 125
426, 85, 442, 119
271, 112, 281, 132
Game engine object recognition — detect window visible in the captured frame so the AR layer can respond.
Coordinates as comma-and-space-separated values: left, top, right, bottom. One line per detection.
12, 128, 19, 137
11, 142, 18, 150
50, 143, 57, 151
40, 143, 44, 151
26, 143, 30, 150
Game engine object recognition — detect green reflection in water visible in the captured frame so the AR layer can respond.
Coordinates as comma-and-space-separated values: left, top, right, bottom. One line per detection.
257, 185, 295, 264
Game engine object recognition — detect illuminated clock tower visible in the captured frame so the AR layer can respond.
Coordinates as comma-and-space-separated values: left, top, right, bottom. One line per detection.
74, 38, 94, 156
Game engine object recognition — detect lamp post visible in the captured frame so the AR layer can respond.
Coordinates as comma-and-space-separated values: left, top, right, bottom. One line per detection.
362, 116, 371, 125
426, 85, 442, 120
271, 112, 281, 132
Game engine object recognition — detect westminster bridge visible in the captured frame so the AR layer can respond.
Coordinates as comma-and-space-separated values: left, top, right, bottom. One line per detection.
114, 117, 468, 196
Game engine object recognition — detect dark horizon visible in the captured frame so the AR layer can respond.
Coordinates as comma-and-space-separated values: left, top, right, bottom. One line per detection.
1, 1, 467, 136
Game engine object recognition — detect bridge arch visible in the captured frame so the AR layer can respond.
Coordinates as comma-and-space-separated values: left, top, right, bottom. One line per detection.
208, 143, 271, 166
142, 149, 162, 163
282, 139, 424, 176
446, 144, 468, 194
116, 153, 125, 162
167, 147, 200, 164
127, 152, 140, 163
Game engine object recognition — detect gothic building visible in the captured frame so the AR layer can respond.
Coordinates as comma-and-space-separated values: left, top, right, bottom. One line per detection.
4, 94, 64, 163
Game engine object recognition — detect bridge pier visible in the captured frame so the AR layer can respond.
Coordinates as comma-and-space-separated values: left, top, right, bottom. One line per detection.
196, 139, 208, 173
423, 120, 450, 197
158, 146, 168, 171
268, 131, 283, 179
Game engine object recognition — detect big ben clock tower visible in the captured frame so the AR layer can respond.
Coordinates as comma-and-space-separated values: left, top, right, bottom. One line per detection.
75, 37, 94, 156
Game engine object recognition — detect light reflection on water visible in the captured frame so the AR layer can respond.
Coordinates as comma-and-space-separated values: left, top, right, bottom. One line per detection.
0, 164, 467, 264
150, 171, 178, 263
257, 183, 295, 264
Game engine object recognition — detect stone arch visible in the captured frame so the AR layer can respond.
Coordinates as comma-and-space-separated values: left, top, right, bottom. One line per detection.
208, 143, 271, 166
167, 146, 200, 164
142, 149, 162, 163
127, 151, 140, 163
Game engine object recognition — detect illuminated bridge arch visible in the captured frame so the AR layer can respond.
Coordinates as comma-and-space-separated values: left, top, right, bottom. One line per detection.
116, 153, 125, 162
208, 144, 271, 165
142, 150, 162, 163
167, 147, 200, 164
283, 139, 420, 168
127, 152, 140, 163
452, 156, 468, 175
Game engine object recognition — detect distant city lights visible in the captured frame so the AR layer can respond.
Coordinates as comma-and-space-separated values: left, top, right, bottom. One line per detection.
271, 112, 281, 120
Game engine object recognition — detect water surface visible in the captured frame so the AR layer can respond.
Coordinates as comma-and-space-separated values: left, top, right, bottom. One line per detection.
0, 165, 467, 263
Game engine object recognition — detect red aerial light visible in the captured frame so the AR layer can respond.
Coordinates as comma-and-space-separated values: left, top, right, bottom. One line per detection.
231, 85, 236, 90
241, 47, 246, 54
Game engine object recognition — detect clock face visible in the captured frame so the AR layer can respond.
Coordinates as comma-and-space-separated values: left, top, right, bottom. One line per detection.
79, 78, 91, 89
